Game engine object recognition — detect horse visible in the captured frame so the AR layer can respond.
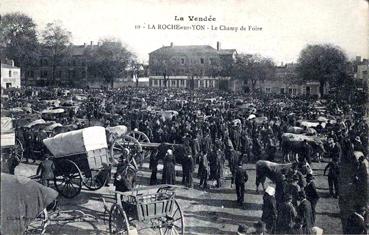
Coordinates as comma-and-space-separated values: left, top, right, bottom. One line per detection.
255, 160, 313, 192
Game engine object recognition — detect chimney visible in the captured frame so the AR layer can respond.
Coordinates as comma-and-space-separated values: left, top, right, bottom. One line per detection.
83, 42, 86, 47
216, 41, 221, 51
170, 42, 174, 47
90, 41, 93, 46
10, 60, 14, 67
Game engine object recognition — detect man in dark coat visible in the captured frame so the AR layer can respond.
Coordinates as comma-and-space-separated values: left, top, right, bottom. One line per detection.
275, 171, 288, 208
199, 151, 209, 189
212, 148, 224, 188
182, 154, 194, 188
234, 162, 248, 206
261, 186, 277, 233
149, 149, 159, 185
297, 191, 314, 234
304, 174, 319, 223
36, 155, 55, 187
346, 206, 367, 234
326, 138, 342, 162
324, 159, 339, 198
276, 193, 297, 234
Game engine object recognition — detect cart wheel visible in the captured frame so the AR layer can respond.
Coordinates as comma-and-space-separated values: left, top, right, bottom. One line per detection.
109, 203, 130, 235
14, 138, 24, 162
127, 130, 151, 162
126, 130, 150, 144
83, 169, 108, 191
160, 200, 184, 235
54, 159, 82, 198
110, 136, 142, 162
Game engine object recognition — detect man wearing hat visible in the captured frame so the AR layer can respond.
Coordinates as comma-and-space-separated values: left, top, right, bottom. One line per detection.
305, 174, 319, 223
276, 193, 297, 234
323, 158, 339, 198
326, 137, 342, 162
346, 205, 367, 234
234, 162, 248, 206
261, 186, 277, 233
285, 173, 301, 207
236, 224, 248, 235
297, 191, 314, 234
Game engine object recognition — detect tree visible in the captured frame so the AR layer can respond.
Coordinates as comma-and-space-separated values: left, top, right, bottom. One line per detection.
296, 44, 348, 97
87, 39, 135, 88
232, 54, 275, 91
40, 21, 72, 86
0, 12, 39, 67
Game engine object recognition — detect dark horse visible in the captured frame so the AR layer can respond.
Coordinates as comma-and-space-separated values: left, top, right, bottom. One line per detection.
281, 133, 325, 162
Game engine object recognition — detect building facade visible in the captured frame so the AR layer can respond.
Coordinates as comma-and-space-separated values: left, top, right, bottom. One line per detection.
230, 63, 325, 97
148, 42, 235, 89
23, 43, 95, 87
1, 61, 21, 89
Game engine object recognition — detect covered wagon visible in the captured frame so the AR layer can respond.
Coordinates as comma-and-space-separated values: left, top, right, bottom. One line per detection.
43, 126, 111, 198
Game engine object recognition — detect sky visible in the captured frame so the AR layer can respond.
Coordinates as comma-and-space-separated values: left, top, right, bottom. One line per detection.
1, 0, 368, 64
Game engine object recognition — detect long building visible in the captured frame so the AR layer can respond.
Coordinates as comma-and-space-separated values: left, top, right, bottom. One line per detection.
148, 42, 236, 89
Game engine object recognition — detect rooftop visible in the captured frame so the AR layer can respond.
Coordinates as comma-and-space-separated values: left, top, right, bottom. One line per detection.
149, 44, 236, 55
1, 63, 19, 69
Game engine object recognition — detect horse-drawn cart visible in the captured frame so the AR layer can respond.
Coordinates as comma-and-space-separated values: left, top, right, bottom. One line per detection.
1, 117, 24, 172
43, 126, 111, 198
109, 185, 184, 235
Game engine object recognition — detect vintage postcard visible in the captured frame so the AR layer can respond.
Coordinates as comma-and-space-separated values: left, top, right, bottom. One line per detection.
1, 0, 368, 234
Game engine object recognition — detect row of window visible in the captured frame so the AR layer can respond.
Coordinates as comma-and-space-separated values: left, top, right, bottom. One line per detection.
152, 79, 215, 88
153, 57, 217, 66
264, 87, 313, 95
39, 58, 86, 67
27, 70, 87, 79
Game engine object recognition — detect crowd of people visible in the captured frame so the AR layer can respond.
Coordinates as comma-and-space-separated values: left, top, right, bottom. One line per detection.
1, 86, 368, 234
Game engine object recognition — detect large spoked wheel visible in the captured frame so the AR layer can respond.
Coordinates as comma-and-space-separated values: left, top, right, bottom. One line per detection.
14, 138, 24, 162
127, 131, 151, 162
53, 159, 82, 198
127, 131, 150, 144
83, 169, 109, 191
110, 136, 142, 163
160, 200, 184, 235
109, 203, 130, 235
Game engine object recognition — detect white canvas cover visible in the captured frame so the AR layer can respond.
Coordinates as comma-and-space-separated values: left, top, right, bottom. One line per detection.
25, 119, 46, 128
1, 117, 13, 132
1, 132, 15, 147
41, 108, 65, 114
282, 133, 322, 144
43, 126, 108, 157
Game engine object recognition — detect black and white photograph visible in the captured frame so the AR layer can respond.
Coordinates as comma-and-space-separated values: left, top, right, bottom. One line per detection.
0, 0, 368, 234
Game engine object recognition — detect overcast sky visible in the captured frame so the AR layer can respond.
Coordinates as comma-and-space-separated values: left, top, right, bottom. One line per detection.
1, 0, 368, 64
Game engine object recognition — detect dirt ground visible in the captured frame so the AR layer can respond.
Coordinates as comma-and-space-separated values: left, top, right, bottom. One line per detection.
16, 159, 341, 235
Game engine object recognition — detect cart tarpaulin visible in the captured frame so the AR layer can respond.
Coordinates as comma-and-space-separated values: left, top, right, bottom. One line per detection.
0, 173, 58, 235
1, 117, 13, 132
41, 108, 65, 114
43, 126, 108, 157
282, 133, 324, 144
25, 119, 46, 128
